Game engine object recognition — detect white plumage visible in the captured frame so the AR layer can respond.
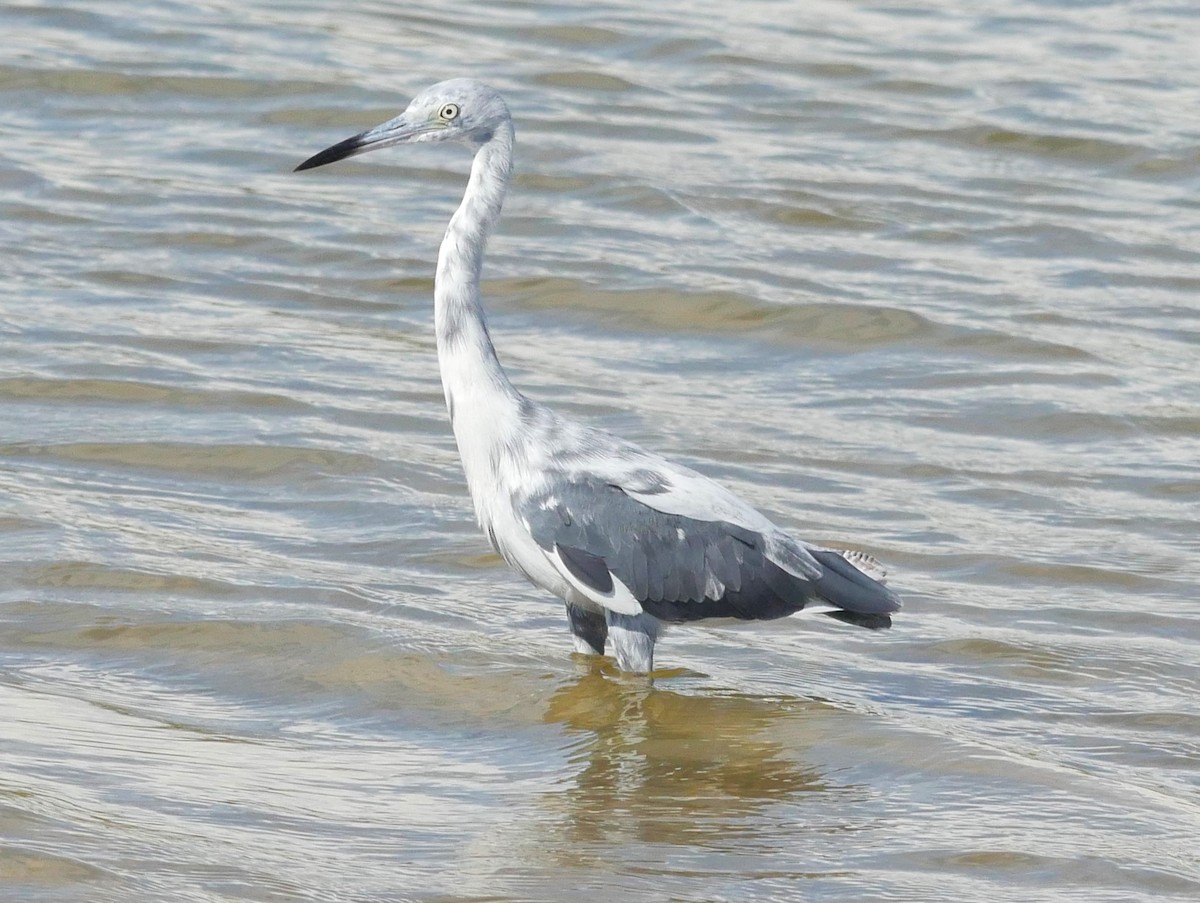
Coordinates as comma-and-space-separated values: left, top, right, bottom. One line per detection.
296, 78, 901, 673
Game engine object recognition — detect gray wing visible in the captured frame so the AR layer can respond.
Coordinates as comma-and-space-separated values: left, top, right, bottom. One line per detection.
522, 478, 900, 626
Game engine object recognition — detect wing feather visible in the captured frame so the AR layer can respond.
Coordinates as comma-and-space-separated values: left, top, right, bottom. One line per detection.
520, 474, 898, 625
557, 543, 613, 594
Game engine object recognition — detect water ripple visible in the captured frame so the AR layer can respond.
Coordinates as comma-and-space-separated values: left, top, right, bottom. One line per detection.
2, 0, 1198, 900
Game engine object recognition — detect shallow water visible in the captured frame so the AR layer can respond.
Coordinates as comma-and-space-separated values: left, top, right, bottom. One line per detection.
2, 0, 1198, 900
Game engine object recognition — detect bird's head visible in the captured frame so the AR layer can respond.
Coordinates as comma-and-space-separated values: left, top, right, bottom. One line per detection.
295, 78, 510, 172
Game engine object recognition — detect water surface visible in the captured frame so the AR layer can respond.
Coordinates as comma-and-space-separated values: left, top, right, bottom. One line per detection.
2, 0, 1198, 900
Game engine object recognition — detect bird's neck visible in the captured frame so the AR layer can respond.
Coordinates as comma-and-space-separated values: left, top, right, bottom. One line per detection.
434, 120, 527, 511
435, 120, 517, 393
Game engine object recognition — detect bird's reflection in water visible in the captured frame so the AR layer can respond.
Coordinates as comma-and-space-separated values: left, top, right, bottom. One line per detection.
541, 660, 834, 851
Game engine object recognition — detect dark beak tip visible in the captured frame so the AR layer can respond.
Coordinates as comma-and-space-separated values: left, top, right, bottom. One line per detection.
293, 155, 323, 174
293, 133, 365, 173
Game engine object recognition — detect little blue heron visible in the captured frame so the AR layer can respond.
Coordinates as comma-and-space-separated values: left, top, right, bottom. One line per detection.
295, 78, 901, 673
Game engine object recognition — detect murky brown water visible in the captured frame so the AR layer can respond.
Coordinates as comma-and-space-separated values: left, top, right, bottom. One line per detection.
2, 0, 1198, 900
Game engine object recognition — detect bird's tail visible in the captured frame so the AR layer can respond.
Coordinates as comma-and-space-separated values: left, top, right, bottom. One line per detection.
810, 548, 902, 630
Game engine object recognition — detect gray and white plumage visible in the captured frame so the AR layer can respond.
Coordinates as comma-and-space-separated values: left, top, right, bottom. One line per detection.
296, 78, 901, 673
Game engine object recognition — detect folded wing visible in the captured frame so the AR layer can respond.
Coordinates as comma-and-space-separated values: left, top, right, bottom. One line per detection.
521, 476, 900, 626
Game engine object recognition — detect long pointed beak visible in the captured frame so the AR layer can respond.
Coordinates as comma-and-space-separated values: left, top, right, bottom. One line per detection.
294, 115, 421, 172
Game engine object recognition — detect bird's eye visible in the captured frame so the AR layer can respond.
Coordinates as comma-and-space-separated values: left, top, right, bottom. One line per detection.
439, 103, 460, 121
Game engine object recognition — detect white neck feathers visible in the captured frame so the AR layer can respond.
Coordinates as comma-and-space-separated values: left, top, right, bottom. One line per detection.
433, 119, 527, 521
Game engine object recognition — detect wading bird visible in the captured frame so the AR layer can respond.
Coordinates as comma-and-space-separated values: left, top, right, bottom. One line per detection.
295, 79, 901, 673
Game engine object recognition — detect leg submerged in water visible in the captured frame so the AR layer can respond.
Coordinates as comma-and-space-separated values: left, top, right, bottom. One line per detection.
566, 602, 607, 655
605, 610, 660, 673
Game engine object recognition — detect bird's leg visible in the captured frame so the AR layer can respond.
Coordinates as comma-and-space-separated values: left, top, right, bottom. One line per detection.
604, 610, 660, 673
565, 602, 607, 655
